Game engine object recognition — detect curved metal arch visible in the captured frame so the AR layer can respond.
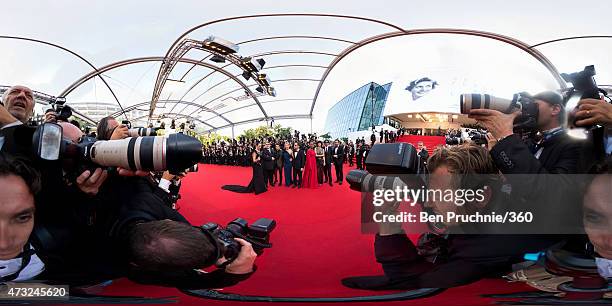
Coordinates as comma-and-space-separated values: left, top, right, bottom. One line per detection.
59, 57, 265, 125
171, 62, 328, 115
205, 114, 312, 132
310, 29, 567, 115
177, 35, 353, 82
217, 98, 314, 119
187, 78, 323, 118
530, 35, 612, 48
161, 13, 405, 66
130, 112, 215, 129
0, 35, 127, 120
109, 99, 213, 119
170, 48, 336, 113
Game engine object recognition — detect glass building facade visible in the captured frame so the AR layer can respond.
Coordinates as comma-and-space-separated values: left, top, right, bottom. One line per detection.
323, 82, 392, 139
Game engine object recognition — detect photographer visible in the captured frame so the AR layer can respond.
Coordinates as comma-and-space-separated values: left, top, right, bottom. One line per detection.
97, 116, 129, 140
342, 144, 563, 290
575, 97, 612, 155
468, 91, 584, 174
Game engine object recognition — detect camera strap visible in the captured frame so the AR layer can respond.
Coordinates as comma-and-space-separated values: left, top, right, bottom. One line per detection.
0, 244, 35, 282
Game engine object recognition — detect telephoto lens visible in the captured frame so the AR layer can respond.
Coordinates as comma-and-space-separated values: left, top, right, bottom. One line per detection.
460, 93, 521, 114
85, 133, 202, 173
128, 127, 159, 137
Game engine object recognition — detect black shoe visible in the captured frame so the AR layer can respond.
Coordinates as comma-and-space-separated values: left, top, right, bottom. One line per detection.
339, 182, 343, 185
291, 185, 296, 188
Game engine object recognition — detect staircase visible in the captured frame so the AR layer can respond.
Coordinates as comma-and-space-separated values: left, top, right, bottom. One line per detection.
396, 135, 446, 155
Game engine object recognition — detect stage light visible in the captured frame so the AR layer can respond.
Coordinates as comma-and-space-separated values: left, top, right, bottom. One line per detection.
255, 86, 264, 93
202, 36, 239, 55
258, 74, 271, 87
242, 71, 251, 81
210, 55, 226, 63
267, 86, 277, 97
240, 57, 265, 72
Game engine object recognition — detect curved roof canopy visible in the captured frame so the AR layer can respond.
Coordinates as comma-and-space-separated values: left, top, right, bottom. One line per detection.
1, 3, 611, 135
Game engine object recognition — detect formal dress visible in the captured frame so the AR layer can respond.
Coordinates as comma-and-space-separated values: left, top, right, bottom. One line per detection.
302, 149, 318, 188
222, 151, 267, 194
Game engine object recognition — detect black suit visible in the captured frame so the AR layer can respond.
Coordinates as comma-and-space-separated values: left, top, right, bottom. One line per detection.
332, 145, 345, 183
489, 132, 587, 234
342, 232, 561, 290
323, 146, 334, 185
355, 147, 363, 170
291, 149, 306, 187
261, 148, 275, 186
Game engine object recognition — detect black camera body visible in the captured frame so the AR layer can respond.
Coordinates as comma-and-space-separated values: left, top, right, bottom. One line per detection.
468, 130, 488, 146
346, 143, 424, 192
200, 218, 276, 265
51, 97, 73, 122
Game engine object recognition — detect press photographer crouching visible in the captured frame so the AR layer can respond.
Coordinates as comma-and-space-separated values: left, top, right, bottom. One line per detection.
342, 144, 564, 290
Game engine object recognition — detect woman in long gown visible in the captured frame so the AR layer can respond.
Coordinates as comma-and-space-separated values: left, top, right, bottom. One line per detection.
301, 141, 319, 189
222, 143, 267, 194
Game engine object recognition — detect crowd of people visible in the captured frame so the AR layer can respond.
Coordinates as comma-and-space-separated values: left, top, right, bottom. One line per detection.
213, 131, 376, 194
0, 83, 611, 300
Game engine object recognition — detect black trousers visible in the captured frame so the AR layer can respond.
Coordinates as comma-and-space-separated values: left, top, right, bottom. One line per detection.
274, 166, 282, 184
264, 168, 274, 186
334, 162, 344, 182
292, 167, 302, 186
323, 164, 333, 184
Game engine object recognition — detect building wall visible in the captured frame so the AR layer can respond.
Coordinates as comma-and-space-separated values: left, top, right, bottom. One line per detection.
323, 82, 392, 139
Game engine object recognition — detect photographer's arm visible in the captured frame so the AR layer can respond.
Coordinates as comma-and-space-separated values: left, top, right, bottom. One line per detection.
0, 105, 20, 128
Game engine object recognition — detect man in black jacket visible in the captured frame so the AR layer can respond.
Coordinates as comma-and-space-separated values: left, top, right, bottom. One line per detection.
291, 142, 305, 188
38, 175, 257, 289
261, 142, 275, 187
323, 140, 334, 185
332, 139, 345, 184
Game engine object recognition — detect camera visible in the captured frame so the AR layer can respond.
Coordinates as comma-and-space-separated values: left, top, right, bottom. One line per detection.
460, 92, 539, 132
128, 127, 160, 137
28, 122, 203, 176
467, 130, 487, 145
346, 143, 425, 192
200, 218, 276, 265
50, 96, 73, 122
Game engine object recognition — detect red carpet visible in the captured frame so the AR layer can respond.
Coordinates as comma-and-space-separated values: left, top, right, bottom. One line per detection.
100, 164, 534, 305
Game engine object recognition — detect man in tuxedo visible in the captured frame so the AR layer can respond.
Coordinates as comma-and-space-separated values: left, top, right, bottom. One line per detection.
323, 140, 333, 186
347, 141, 355, 167
370, 132, 377, 146
332, 140, 345, 184
355, 143, 363, 170
417, 142, 429, 171
261, 142, 275, 187
291, 142, 305, 188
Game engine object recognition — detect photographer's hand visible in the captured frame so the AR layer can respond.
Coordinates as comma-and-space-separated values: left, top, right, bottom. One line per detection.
76, 168, 108, 195
224, 238, 257, 274
44, 111, 57, 123
117, 168, 150, 177
110, 124, 129, 140
468, 109, 519, 140
575, 98, 612, 127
